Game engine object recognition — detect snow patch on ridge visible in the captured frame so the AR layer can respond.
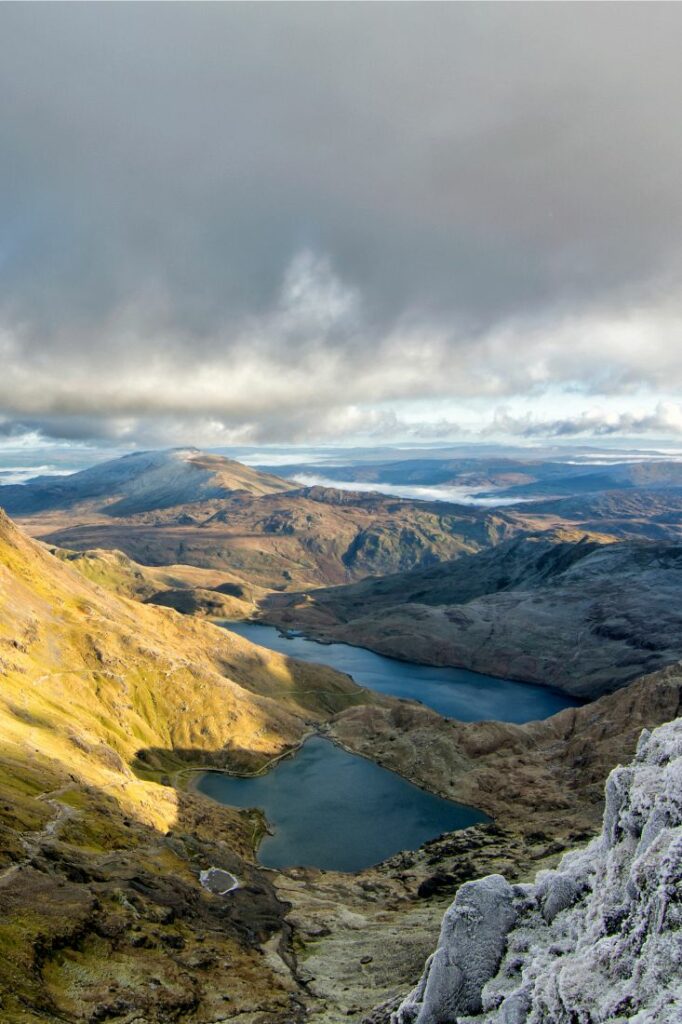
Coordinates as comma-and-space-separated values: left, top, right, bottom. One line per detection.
391, 719, 682, 1024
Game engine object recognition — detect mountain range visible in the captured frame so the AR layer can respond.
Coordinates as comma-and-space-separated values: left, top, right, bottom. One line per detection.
260, 452, 682, 497
3, 449, 506, 589
1, 447, 681, 1021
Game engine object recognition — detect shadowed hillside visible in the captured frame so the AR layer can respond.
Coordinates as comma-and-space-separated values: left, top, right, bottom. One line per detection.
261, 535, 682, 697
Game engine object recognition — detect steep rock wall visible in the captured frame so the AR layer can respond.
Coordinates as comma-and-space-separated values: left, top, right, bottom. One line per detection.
390, 718, 682, 1024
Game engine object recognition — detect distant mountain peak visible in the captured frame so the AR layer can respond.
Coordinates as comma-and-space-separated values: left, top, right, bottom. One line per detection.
0, 447, 292, 516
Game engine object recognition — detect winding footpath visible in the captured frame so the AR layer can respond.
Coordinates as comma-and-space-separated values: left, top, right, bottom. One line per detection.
0, 784, 78, 887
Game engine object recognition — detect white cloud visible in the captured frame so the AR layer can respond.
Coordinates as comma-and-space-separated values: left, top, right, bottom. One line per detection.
1, 261, 682, 442
289, 474, 524, 506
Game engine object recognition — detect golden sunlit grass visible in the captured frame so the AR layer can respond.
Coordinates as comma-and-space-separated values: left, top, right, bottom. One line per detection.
0, 508, 376, 1020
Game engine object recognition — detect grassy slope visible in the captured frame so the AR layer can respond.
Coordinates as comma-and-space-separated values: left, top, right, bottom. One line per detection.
0, 509, 371, 1022
49, 545, 264, 618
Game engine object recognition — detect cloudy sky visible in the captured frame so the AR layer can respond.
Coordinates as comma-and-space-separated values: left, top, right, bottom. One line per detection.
2, 2, 682, 452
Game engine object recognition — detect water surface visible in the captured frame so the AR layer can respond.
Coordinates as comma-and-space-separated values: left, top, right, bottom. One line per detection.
221, 620, 580, 723
197, 736, 488, 871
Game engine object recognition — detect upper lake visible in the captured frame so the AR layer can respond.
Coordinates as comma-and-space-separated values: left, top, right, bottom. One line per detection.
220, 620, 581, 723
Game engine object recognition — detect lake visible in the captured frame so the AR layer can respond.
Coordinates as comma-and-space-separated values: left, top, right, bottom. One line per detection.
220, 620, 580, 723
199, 620, 579, 871
197, 735, 488, 871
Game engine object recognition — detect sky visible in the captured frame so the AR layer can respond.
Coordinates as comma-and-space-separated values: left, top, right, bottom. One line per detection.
2, 3, 682, 453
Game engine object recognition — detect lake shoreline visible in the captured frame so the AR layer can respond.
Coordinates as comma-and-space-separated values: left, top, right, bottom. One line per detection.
216, 619, 581, 723
245, 614, 589, 700
186, 725, 493, 871
193, 734, 489, 873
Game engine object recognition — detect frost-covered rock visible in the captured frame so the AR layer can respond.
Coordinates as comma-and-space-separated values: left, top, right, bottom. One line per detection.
397, 876, 518, 1023
392, 718, 682, 1024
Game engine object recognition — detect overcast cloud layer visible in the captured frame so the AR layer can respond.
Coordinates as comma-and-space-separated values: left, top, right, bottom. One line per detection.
2, 3, 682, 448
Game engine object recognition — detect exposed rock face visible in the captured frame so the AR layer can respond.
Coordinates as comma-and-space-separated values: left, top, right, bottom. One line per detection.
389, 718, 682, 1024
409, 875, 518, 1020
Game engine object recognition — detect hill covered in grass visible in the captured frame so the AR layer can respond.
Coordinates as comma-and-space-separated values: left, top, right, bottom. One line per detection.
0, 507, 369, 1022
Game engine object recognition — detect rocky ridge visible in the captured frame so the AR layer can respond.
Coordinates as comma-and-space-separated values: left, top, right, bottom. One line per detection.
385, 717, 682, 1024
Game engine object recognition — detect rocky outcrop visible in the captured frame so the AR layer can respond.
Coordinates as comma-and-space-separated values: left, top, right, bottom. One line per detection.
389, 718, 682, 1024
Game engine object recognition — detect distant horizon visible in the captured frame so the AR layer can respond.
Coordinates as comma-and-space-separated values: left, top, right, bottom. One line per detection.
4, 436, 682, 490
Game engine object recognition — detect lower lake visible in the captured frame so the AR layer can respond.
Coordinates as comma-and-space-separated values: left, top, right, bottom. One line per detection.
196, 735, 488, 872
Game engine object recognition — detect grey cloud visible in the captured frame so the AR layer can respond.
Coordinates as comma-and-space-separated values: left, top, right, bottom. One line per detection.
490, 402, 682, 439
5, 399, 682, 452
0, 405, 457, 450
1, 4, 682, 442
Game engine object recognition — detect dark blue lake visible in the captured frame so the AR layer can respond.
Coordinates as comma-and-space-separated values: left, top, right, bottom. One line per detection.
219, 620, 581, 723
197, 735, 488, 871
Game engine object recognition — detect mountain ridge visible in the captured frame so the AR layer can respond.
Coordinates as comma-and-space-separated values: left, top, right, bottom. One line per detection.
0, 447, 293, 516
261, 534, 682, 696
